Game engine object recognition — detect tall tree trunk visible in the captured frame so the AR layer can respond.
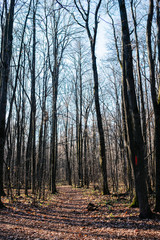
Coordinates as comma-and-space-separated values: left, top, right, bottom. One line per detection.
45, 1, 69, 193
37, 118, 43, 196
50, 33, 59, 193
118, 0, 151, 218
25, 0, 37, 195
92, 117, 96, 187
37, 62, 48, 198
122, 90, 133, 196
16, 92, 22, 196
75, 72, 79, 187
51, 81, 58, 194
5, 126, 13, 197
83, 101, 92, 188
42, 120, 47, 199
131, 0, 152, 193
0, 0, 15, 206
31, 0, 36, 194
65, 105, 72, 185
91, 49, 109, 195
73, 0, 110, 194
83, 117, 89, 187
156, 0, 160, 211
21, 55, 26, 188
78, 46, 83, 187
70, 124, 76, 186
146, 0, 160, 212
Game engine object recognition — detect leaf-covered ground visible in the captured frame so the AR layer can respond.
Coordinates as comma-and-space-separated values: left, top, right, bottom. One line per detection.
0, 186, 160, 239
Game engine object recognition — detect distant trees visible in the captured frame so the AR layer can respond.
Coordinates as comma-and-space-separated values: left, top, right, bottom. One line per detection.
25, 0, 38, 196
72, 0, 110, 195
44, 0, 72, 193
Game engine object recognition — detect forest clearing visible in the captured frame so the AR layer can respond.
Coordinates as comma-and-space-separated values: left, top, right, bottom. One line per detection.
0, 185, 160, 240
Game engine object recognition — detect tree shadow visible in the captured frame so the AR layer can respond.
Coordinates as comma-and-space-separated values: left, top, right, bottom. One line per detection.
0, 200, 160, 239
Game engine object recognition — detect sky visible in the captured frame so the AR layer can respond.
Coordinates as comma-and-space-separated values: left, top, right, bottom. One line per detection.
96, 19, 108, 60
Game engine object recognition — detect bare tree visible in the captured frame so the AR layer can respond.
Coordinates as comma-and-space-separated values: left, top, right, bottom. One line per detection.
69, 0, 110, 194
25, 0, 38, 195
44, 0, 71, 193
0, 0, 15, 207
130, 0, 152, 193
118, 0, 152, 218
37, 59, 48, 199
65, 103, 72, 185
146, 0, 160, 212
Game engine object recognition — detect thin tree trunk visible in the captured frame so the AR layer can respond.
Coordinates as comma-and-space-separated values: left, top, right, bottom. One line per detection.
83, 101, 92, 188
31, 0, 36, 194
73, 0, 110, 194
75, 73, 79, 187
78, 50, 83, 187
16, 95, 21, 196
51, 82, 58, 194
65, 105, 72, 185
25, 0, 36, 196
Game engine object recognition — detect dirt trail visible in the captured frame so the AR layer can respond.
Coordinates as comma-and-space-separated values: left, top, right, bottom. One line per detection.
0, 186, 160, 239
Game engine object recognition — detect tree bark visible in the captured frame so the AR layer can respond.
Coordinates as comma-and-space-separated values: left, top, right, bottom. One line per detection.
146, 0, 160, 212
131, 0, 152, 193
72, 0, 110, 194
65, 105, 72, 185
0, 0, 15, 204
118, 0, 152, 218
31, 0, 37, 194
85, 0, 110, 195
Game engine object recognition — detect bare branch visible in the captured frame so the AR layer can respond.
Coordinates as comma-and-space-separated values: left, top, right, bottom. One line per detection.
93, 0, 102, 45
107, 7, 122, 67
74, 0, 86, 21
56, 0, 85, 28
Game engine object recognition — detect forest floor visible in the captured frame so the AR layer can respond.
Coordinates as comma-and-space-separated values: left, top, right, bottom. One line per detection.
0, 185, 160, 240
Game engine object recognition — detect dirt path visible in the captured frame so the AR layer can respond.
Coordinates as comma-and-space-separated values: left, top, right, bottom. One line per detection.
0, 186, 160, 239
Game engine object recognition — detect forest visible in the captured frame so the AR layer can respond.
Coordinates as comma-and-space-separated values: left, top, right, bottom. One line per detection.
0, 0, 160, 239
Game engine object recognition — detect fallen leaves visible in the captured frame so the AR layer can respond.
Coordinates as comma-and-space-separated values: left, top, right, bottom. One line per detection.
0, 186, 160, 240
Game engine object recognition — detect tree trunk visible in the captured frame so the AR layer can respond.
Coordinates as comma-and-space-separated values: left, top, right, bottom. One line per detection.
31, 0, 36, 194
73, 0, 110, 195
91, 51, 110, 195
131, 0, 152, 193
51, 82, 58, 194
0, 0, 15, 204
83, 102, 92, 188
16, 100, 21, 196
155, 0, 160, 212
78, 50, 83, 187
75, 72, 79, 187
37, 63, 48, 198
146, 0, 160, 212
65, 105, 72, 185
118, 0, 152, 218
25, 0, 37, 195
